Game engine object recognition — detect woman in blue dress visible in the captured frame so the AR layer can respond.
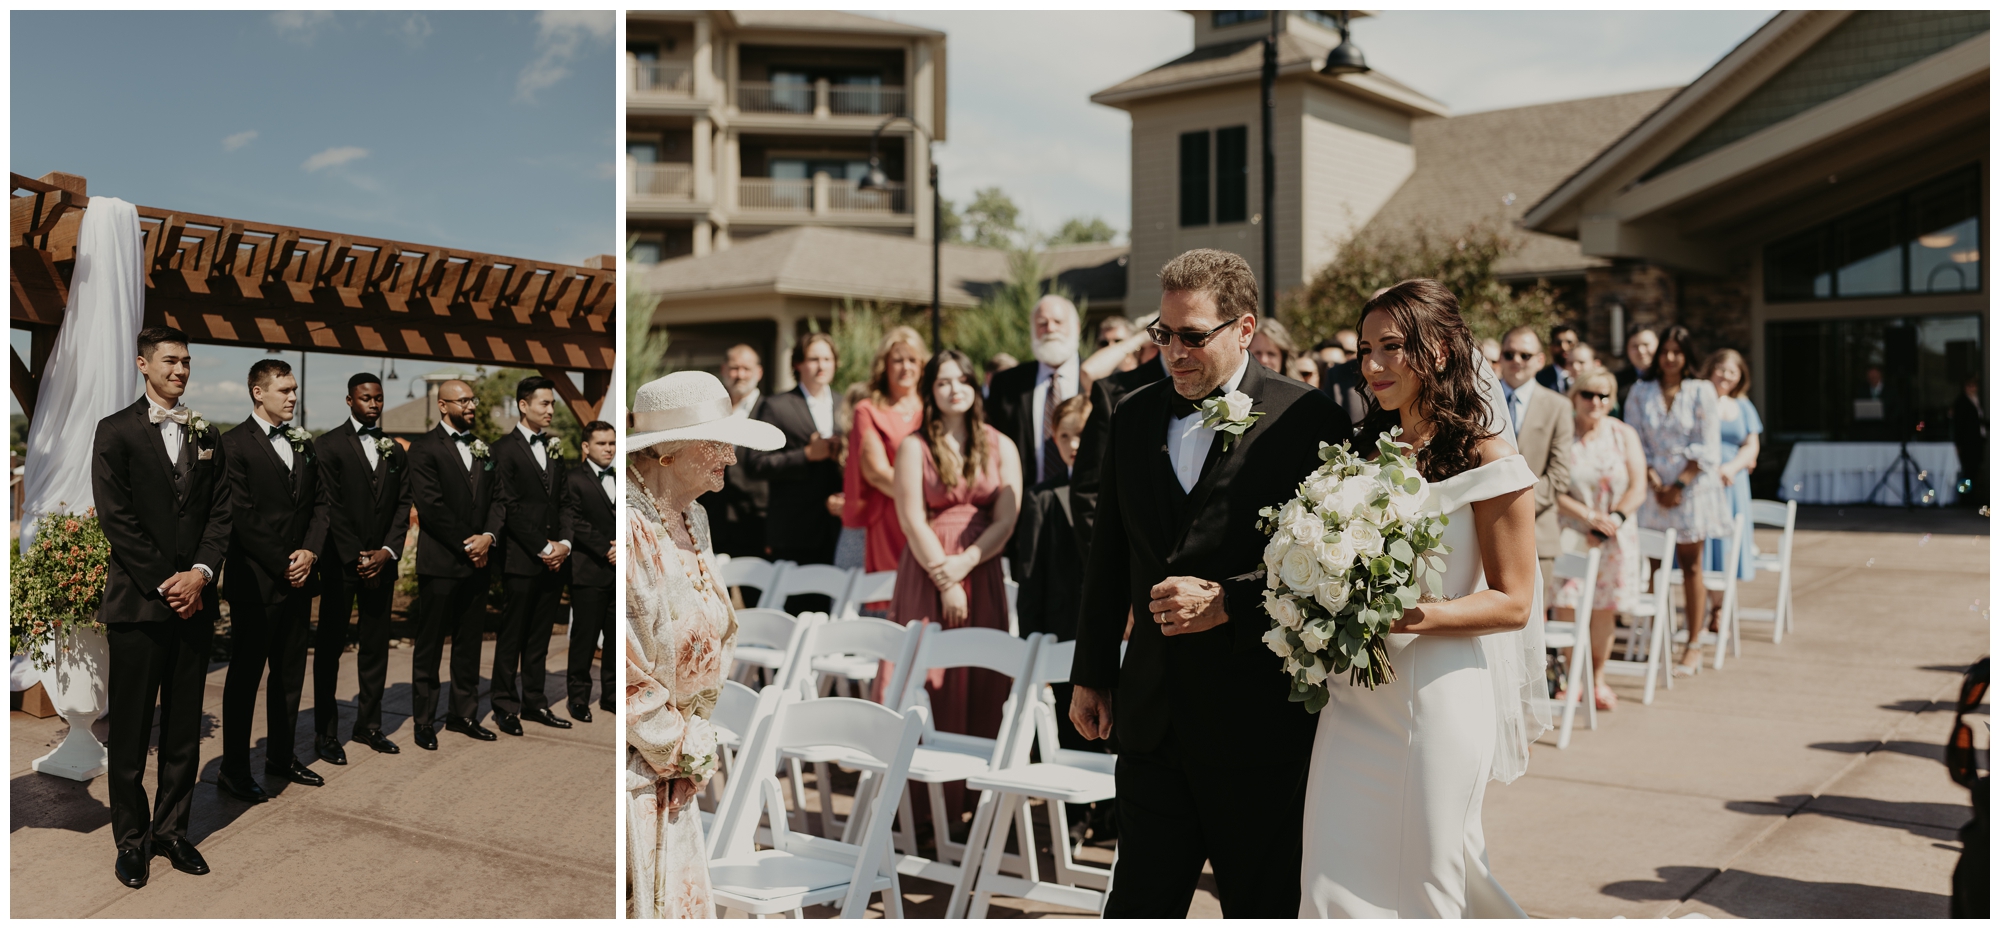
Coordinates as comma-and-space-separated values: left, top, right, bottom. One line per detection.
1702, 350, 1761, 597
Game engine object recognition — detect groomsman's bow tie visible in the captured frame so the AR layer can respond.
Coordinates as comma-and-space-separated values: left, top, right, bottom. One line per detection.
452, 432, 475, 445
597, 466, 616, 482
1167, 386, 1226, 420
529, 432, 550, 446
267, 424, 288, 439
357, 424, 383, 437
148, 405, 190, 425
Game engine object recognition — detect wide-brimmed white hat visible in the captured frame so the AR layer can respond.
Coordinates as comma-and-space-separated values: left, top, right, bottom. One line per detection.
628, 371, 784, 453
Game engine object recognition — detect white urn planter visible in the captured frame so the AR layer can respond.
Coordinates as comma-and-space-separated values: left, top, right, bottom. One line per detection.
33, 626, 110, 781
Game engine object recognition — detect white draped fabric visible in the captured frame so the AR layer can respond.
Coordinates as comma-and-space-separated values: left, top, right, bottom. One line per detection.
1778, 441, 1962, 506
1474, 362, 1550, 783
18, 197, 146, 553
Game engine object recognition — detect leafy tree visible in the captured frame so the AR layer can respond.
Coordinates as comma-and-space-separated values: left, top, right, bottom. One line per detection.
1282, 221, 1564, 347
1047, 216, 1118, 246
468, 367, 584, 454
625, 283, 673, 407
942, 186, 1025, 250
821, 298, 909, 395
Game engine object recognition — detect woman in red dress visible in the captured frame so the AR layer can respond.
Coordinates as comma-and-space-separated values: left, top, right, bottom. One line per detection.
844, 327, 929, 585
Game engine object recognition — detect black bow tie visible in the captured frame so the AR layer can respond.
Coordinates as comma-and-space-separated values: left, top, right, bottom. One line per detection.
1168, 386, 1226, 420
267, 424, 288, 439
451, 431, 474, 445
357, 424, 383, 437
529, 432, 549, 445
597, 467, 616, 482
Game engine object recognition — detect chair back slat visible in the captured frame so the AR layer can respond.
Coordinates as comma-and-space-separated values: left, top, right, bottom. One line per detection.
794, 617, 921, 699
711, 679, 760, 746
1749, 498, 1792, 528
706, 686, 790, 858
768, 563, 857, 613
732, 608, 804, 652
720, 556, 786, 608
842, 570, 899, 618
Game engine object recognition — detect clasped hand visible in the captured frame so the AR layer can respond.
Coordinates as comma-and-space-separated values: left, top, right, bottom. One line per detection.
286, 550, 316, 587
160, 569, 207, 619
1149, 576, 1228, 636
462, 533, 492, 568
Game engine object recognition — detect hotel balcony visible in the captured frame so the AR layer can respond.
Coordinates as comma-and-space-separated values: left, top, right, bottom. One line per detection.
736, 176, 907, 217
736, 80, 908, 119
631, 162, 695, 200
631, 61, 693, 96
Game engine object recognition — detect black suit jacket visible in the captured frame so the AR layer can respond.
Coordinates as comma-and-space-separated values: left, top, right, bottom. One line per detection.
407, 424, 505, 579
316, 420, 413, 568
563, 463, 617, 588
1014, 478, 1082, 641
90, 397, 234, 624
744, 388, 843, 557
987, 356, 1085, 481
1071, 360, 1351, 754
1535, 362, 1572, 395
492, 428, 574, 577
1069, 354, 1165, 553
219, 417, 331, 606
1320, 358, 1369, 434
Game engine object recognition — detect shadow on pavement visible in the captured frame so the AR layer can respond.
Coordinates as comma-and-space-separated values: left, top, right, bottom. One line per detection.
1602, 865, 1952, 918
1722, 795, 1971, 837
1808, 738, 1945, 761
1793, 505, 1990, 536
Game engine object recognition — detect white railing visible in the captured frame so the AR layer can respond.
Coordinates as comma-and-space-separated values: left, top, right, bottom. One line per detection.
825, 181, 906, 214
737, 80, 908, 117
738, 178, 816, 212
828, 85, 906, 117
631, 163, 694, 200
738, 81, 816, 114
631, 61, 693, 96
736, 178, 910, 215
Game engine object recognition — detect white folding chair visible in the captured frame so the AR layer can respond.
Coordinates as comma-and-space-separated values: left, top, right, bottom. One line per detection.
950, 636, 1118, 919
706, 697, 927, 918
720, 555, 787, 608
729, 607, 817, 687
766, 563, 859, 617
781, 618, 923, 837
840, 570, 898, 620
1669, 513, 1747, 669
700, 682, 783, 848
1614, 527, 1677, 702
1004, 578, 1022, 639
1542, 549, 1601, 749
1736, 498, 1797, 644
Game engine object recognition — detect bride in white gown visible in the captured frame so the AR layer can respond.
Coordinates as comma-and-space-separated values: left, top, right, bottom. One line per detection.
1300, 280, 1550, 918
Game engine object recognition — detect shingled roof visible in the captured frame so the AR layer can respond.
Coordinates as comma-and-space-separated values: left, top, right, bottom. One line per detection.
1091, 31, 1448, 117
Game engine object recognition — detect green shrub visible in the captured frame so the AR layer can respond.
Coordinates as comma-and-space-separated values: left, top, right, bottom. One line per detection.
11, 510, 109, 671
1283, 221, 1564, 347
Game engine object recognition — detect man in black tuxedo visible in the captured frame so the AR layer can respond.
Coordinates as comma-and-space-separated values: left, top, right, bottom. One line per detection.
219, 358, 332, 800
406, 378, 505, 749
489, 376, 576, 736
1069, 249, 1352, 917
312, 373, 414, 760
986, 295, 1085, 486
1068, 334, 1163, 552
563, 420, 618, 721
92, 326, 232, 888
746, 333, 845, 607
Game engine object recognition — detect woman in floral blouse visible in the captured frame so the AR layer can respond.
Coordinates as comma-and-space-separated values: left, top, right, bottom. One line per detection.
625, 372, 782, 918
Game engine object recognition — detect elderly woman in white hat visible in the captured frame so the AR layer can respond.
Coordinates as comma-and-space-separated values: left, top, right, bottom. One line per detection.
624, 371, 782, 919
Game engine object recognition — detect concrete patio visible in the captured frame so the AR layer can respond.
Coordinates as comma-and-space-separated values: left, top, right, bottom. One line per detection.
11, 625, 616, 919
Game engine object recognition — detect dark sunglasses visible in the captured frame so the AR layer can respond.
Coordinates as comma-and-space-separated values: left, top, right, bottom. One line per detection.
1146, 315, 1245, 349
1501, 350, 1537, 362
1578, 390, 1612, 401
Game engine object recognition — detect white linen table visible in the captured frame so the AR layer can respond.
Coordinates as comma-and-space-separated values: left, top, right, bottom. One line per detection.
1777, 441, 1962, 506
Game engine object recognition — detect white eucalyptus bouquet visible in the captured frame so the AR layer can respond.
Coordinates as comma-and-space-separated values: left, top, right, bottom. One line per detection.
1257, 428, 1451, 710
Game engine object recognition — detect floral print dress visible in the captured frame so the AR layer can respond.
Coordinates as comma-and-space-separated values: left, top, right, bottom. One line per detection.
1555, 418, 1643, 614
626, 489, 735, 919
1627, 378, 1734, 546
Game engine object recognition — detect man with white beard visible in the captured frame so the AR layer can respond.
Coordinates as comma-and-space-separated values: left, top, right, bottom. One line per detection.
987, 294, 1084, 485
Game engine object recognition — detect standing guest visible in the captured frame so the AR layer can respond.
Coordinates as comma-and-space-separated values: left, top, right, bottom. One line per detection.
489, 376, 575, 736
1702, 349, 1762, 593
1014, 395, 1092, 732
704, 344, 769, 558
1083, 313, 1156, 384
406, 379, 504, 748
1288, 354, 1322, 388
1616, 328, 1658, 416
93, 327, 232, 888
833, 381, 872, 570
1537, 324, 1580, 394
1625, 325, 1731, 676
846, 327, 930, 583
563, 421, 619, 721
1953, 376, 1987, 508
1070, 316, 1166, 551
888, 349, 1023, 828
1097, 315, 1142, 373
988, 295, 1084, 486
1479, 337, 1503, 372
219, 358, 330, 798
313, 373, 413, 761
1498, 327, 1574, 586
1319, 349, 1370, 437
1313, 337, 1346, 367
1552, 368, 1647, 712
624, 372, 785, 919
1334, 327, 1358, 359
746, 333, 845, 584
982, 352, 1018, 396
1249, 315, 1297, 373
1567, 342, 1599, 384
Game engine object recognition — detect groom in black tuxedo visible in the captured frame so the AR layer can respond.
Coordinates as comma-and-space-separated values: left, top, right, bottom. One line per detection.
91, 326, 233, 888
489, 376, 576, 736
406, 378, 505, 749
1070, 249, 1351, 917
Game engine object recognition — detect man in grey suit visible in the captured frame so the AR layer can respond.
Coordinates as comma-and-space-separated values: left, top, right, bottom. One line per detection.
1498, 326, 1573, 588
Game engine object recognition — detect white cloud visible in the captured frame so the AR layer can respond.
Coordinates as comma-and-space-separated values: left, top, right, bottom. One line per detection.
516, 10, 614, 103
271, 11, 334, 45
221, 130, 259, 152
394, 13, 432, 49
302, 146, 370, 173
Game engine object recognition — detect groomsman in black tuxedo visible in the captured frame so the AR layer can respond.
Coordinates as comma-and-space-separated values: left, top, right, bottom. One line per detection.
1069, 250, 1351, 917
219, 359, 331, 801
489, 376, 576, 736
92, 326, 233, 888
312, 373, 414, 760
561, 420, 618, 721
406, 378, 505, 749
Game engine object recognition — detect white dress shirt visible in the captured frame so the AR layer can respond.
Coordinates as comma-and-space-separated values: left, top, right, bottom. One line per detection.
442, 420, 475, 471
1030, 356, 1081, 477
802, 385, 835, 437
514, 422, 570, 555
1500, 378, 1538, 436
353, 416, 381, 470
595, 463, 617, 501
1165, 353, 1249, 493
253, 408, 294, 469
145, 395, 211, 583
730, 388, 761, 418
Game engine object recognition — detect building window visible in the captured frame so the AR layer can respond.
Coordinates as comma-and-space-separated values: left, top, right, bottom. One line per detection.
1212, 10, 1267, 27
1179, 130, 1210, 227
628, 41, 660, 61
1765, 313, 1983, 441
629, 238, 663, 266
1764, 166, 1982, 302
1297, 11, 1345, 32
1215, 126, 1248, 224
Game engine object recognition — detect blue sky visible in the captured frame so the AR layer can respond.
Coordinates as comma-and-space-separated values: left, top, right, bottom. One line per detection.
10, 10, 615, 429
860, 9, 1775, 242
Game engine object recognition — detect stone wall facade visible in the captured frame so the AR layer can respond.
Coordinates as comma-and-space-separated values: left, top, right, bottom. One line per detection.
1568, 260, 1754, 369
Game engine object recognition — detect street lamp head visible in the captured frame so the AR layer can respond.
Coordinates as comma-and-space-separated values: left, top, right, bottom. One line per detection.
857, 158, 891, 192
1320, 11, 1370, 76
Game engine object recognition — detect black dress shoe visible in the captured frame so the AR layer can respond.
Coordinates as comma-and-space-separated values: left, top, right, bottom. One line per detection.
446, 716, 498, 741
523, 707, 573, 730
265, 759, 325, 787
353, 729, 400, 754
414, 726, 439, 751
115, 847, 150, 888
217, 769, 269, 803
154, 838, 210, 875
492, 713, 524, 737
315, 736, 349, 766
568, 702, 593, 723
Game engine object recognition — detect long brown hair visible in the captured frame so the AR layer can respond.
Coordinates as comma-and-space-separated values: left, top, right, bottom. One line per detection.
1354, 279, 1496, 482
869, 325, 930, 408
921, 349, 990, 487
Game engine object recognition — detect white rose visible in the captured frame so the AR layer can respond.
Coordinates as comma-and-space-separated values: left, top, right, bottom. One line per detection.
1265, 591, 1303, 630
1302, 474, 1333, 505
1387, 479, 1430, 521
1329, 479, 1377, 521
1283, 654, 1303, 676
1222, 390, 1253, 421
1313, 534, 1355, 576
1284, 503, 1321, 544
1315, 578, 1352, 614
1262, 624, 1292, 658
1347, 520, 1385, 559
1302, 654, 1330, 685
1263, 534, 1293, 574
1279, 545, 1323, 593
1298, 619, 1331, 653
681, 716, 718, 760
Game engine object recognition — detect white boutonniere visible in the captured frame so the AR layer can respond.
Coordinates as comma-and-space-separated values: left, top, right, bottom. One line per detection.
375, 436, 396, 456
469, 438, 490, 460
546, 435, 566, 460
188, 410, 212, 437
284, 426, 311, 454
1198, 390, 1262, 453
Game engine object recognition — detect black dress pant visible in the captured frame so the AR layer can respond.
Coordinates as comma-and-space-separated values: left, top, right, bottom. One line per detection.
105, 617, 212, 854
492, 570, 562, 716
413, 573, 487, 727
222, 592, 312, 772
566, 583, 615, 707
1103, 721, 1312, 918
315, 563, 394, 739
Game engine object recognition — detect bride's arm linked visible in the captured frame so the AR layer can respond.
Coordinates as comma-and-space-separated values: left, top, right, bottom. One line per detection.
1389, 437, 1537, 636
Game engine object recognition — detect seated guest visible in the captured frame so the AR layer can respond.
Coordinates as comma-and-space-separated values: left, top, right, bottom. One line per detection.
745, 333, 846, 611
1537, 323, 1579, 394
1552, 368, 1646, 711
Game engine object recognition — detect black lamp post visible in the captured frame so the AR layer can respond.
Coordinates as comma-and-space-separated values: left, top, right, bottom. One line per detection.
1260, 12, 1278, 317
859, 115, 942, 352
